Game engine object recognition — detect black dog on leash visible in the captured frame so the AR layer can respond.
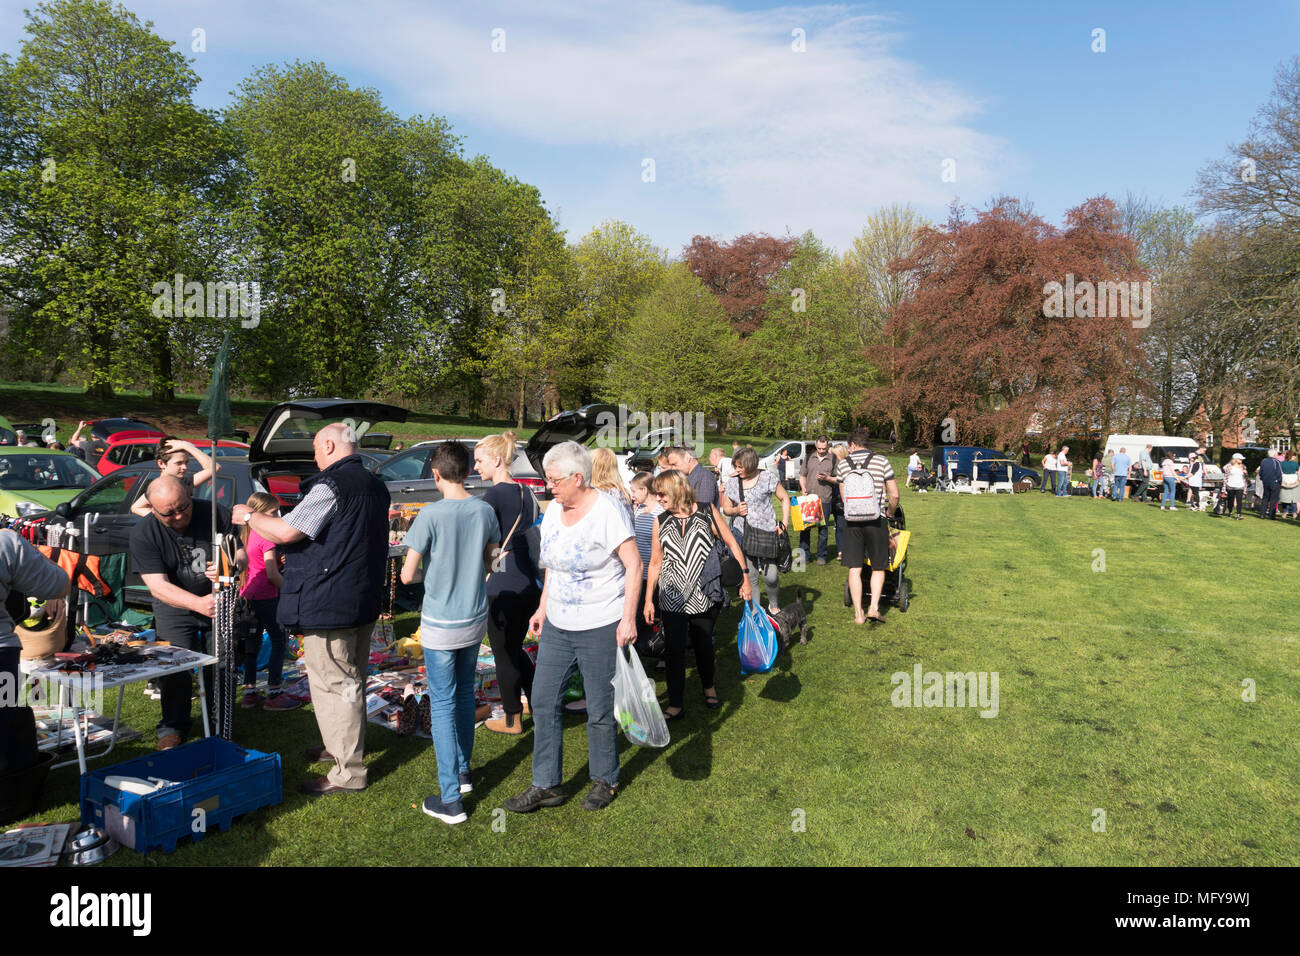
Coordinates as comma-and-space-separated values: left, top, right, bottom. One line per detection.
771, 587, 810, 648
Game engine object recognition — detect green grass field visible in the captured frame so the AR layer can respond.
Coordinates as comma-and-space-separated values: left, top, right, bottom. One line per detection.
19, 480, 1300, 866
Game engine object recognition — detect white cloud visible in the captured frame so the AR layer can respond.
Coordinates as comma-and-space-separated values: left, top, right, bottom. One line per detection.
122, 0, 1012, 248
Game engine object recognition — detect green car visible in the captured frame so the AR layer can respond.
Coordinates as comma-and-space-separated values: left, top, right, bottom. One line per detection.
0, 446, 102, 517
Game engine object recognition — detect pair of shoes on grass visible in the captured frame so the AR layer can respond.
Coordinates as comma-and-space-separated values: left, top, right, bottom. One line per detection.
504, 779, 617, 813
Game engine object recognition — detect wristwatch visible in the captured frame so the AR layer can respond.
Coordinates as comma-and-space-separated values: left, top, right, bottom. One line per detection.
241, 511, 253, 526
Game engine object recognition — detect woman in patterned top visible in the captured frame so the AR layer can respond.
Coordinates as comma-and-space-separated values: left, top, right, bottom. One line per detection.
720, 446, 791, 612
644, 469, 749, 718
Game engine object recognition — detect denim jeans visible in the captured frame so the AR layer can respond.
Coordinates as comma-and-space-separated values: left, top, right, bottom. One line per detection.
530, 618, 620, 789
425, 644, 479, 803
799, 520, 829, 561
1112, 475, 1127, 500
1040, 470, 1053, 492
1161, 477, 1177, 507
244, 597, 287, 688
1055, 471, 1069, 496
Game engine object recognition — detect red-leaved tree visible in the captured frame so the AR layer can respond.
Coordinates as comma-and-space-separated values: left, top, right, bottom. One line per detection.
870, 197, 1148, 446
683, 232, 797, 335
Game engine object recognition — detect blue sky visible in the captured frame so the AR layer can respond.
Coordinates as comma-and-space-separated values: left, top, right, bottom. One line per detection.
3, 0, 1297, 254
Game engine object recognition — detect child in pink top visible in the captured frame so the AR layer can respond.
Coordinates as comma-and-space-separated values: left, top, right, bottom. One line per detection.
239, 493, 297, 710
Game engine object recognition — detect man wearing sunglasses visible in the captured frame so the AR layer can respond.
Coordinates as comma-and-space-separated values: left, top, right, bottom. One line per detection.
129, 474, 242, 749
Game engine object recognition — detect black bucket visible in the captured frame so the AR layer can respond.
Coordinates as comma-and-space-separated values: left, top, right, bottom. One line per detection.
0, 751, 55, 826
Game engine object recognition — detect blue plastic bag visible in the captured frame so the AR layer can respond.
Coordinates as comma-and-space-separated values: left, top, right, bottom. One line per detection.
738, 599, 780, 674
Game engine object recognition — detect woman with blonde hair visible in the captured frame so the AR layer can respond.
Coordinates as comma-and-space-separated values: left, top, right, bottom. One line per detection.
645, 469, 749, 718
591, 446, 632, 511
474, 432, 541, 734
239, 492, 298, 711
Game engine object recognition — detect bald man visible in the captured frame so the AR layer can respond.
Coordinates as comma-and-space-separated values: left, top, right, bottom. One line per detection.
233, 423, 391, 795
129, 474, 242, 749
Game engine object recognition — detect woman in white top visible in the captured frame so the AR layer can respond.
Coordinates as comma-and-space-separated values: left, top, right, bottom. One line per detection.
505, 441, 641, 815
1224, 454, 1247, 519
906, 452, 922, 487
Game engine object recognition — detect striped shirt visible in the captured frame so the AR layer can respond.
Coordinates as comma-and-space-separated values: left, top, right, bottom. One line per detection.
633, 503, 663, 580
655, 509, 714, 614
836, 450, 895, 515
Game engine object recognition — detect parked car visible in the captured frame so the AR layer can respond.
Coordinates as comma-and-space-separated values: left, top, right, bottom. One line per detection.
96, 434, 250, 476
378, 437, 548, 503
0, 447, 103, 517
80, 418, 164, 461
931, 445, 1040, 486
0, 415, 17, 445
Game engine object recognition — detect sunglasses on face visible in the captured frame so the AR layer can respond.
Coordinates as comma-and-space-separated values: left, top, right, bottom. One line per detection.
154, 500, 193, 519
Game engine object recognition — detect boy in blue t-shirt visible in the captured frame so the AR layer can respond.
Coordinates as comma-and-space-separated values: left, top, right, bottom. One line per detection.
400, 442, 499, 824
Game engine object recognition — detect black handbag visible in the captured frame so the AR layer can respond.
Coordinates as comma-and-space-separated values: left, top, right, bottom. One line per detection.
776, 529, 793, 573
741, 525, 782, 560
707, 508, 743, 587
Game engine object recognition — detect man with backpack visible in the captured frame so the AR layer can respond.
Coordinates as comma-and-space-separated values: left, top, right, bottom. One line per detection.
838, 428, 899, 625
1258, 450, 1284, 519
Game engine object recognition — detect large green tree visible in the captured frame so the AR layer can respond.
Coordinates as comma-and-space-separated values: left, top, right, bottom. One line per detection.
602, 262, 741, 419
743, 233, 872, 437
0, 0, 234, 399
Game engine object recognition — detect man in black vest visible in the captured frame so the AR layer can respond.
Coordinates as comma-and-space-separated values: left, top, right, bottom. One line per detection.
233, 423, 390, 795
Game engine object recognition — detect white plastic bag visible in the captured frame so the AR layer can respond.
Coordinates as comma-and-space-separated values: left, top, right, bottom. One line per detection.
612, 645, 670, 747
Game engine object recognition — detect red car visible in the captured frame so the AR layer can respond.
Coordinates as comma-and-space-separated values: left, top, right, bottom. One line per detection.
96, 433, 250, 477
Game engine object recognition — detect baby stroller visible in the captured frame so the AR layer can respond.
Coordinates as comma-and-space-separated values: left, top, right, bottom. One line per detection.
843, 507, 912, 612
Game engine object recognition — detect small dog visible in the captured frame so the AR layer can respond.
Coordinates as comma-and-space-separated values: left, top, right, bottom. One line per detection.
770, 587, 810, 648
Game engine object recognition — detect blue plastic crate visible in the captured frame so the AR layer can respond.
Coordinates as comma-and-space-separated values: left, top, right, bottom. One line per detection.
80, 737, 281, 854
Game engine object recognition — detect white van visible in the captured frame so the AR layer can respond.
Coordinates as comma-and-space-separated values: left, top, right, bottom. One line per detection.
755, 439, 819, 490
1103, 434, 1223, 488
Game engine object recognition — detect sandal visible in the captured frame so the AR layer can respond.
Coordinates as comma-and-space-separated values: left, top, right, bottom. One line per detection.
663, 707, 686, 721
703, 694, 722, 710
